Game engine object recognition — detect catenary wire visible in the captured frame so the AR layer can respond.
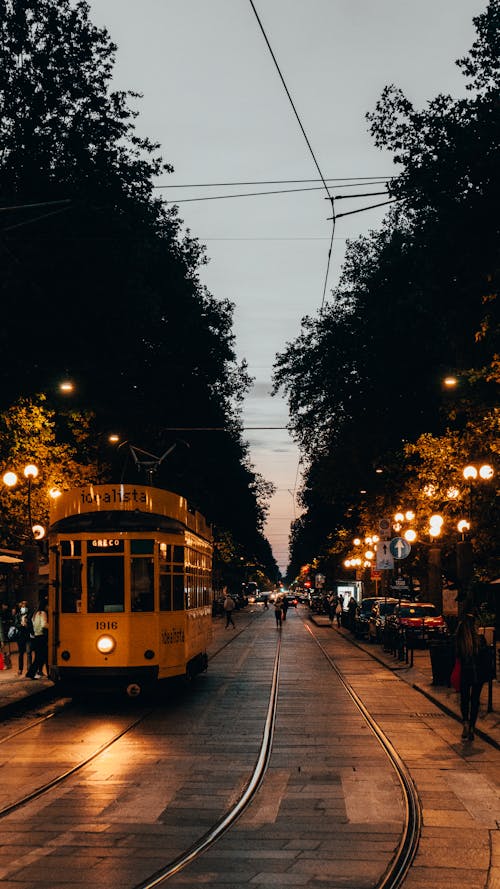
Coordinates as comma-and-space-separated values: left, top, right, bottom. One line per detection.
2, 204, 73, 232
334, 198, 399, 220
0, 198, 71, 213
248, 0, 337, 314
155, 176, 391, 188
166, 187, 388, 205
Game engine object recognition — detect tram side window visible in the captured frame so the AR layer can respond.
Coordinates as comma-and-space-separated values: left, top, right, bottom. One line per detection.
173, 545, 184, 564
61, 560, 82, 612
160, 572, 172, 611
173, 573, 184, 611
88, 556, 124, 612
131, 558, 154, 611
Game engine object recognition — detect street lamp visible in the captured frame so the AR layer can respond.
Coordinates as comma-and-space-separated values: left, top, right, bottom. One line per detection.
2, 463, 40, 539
24, 465, 39, 539
463, 463, 495, 519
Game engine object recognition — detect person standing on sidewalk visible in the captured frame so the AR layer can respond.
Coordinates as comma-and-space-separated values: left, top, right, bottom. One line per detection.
13, 601, 33, 676
0, 602, 13, 669
456, 610, 491, 741
27, 598, 49, 679
223, 592, 236, 629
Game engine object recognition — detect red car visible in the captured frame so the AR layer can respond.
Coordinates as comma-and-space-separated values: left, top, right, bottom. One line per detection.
388, 601, 448, 641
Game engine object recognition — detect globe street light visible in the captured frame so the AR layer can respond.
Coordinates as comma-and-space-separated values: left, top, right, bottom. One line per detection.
2, 463, 40, 539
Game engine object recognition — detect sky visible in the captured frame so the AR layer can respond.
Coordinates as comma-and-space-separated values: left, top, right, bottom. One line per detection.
87, 0, 485, 574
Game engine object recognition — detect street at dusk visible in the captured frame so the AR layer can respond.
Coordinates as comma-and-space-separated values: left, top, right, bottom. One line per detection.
0, 2, 498, 887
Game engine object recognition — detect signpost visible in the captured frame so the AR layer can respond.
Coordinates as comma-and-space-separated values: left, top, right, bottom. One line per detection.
376, 540, 394, 570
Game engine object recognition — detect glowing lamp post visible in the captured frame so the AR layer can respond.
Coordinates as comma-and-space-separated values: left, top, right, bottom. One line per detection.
2, 463, 42, 605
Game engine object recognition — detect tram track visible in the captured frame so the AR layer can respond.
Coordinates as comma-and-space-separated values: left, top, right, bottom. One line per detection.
0, 705, 154, 820
304, 620, 422, 889
0, 612, 260, 825
0, 611, 423, 889
128, 614, 422, 889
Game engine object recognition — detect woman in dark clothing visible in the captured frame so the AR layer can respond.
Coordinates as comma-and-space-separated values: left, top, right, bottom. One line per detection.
13, 601, 33, 676
455, 611, 490, 741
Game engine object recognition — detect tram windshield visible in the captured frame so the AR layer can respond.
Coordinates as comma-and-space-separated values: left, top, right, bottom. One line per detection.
87, 556, 125, 612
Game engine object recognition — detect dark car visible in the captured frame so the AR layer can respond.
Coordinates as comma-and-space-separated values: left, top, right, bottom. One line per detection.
353, 598, 379, 638
353, 597, 398, 639
284, 595, 299, 608
387, 601, 448, 643
371, 599, 399, 642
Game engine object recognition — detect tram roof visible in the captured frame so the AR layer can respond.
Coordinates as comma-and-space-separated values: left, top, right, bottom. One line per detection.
49, 484, 212, 541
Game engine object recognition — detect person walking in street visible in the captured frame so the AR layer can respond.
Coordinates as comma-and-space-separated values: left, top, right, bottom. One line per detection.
223, 592, 236, 629
281, 595, 289, 622
455, 609, 492, 741
27, 598, 49, 678
13, 601, 33, 676
274, 597, 282, 629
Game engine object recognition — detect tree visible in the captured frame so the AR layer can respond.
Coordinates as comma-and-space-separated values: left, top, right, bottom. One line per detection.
0, 1, 278, 582
0, 394, 95, 545
274, 0, 500, 577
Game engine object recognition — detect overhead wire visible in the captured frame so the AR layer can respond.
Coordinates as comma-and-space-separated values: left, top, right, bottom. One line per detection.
247, 0, 336, 313
155, 175, 391, 189
166, 186, 389, 205
1, 203, 73, 233
0, 198, 71, 213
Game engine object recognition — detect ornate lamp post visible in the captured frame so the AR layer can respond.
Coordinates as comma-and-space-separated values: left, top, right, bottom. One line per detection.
2, 463, 42, 605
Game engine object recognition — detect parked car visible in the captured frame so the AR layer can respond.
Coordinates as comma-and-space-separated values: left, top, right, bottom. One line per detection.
386, 601, 448, 643
370, 598, 399, 642
353, 596, 384, 639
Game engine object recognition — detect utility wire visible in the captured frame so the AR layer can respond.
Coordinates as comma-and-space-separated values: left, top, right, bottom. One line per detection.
333, 198, 399, 220
155, 176, 390, 189
167, 186, 388, 205
0, 198, 71, 213
2, 204, 73, 233
247, 0, 336, 313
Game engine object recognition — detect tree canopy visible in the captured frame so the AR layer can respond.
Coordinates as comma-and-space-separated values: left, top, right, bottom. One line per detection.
274, 0, 499, 586
0, 0, 278, 583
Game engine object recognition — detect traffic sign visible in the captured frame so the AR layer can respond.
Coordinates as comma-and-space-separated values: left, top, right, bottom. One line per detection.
389, 537, 411, 559
376, 540, 394, 570
378, 517, 391, 539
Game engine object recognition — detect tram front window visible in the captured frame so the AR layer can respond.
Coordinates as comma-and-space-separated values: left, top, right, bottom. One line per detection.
61, 560, 82, 613
131, 557, 154, 611
87, 556, 124, 612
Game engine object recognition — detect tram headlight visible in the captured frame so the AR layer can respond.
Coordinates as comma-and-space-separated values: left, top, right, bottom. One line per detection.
96, 634, 116, 655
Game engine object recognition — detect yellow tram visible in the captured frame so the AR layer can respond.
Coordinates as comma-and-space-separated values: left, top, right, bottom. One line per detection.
48, 484, 213, 697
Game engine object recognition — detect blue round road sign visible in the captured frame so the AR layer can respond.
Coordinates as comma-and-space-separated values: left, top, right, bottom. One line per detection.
389, 537, 411, 559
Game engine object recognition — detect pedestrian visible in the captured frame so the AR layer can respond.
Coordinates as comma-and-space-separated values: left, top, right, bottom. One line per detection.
347, 595, 357, 631
13, 600, 33, 676
326, 593, 335, 624
0, 602, 13, 669
274, 597, 282, 629
262, 593, 269, 610
455, 609, 492, 741
27, 597, 49, 679
223, 592, 236, 629
335, 598, 343, 628
281, 595, 289, 622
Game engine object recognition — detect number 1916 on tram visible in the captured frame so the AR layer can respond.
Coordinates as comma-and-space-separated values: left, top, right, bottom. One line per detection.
48, 485, 213, 697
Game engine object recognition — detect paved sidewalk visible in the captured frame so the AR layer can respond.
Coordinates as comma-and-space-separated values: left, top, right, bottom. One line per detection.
310, 613, 500, 749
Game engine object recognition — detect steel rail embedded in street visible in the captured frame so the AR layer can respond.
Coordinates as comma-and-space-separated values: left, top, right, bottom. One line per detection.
304, 620, 422, 889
